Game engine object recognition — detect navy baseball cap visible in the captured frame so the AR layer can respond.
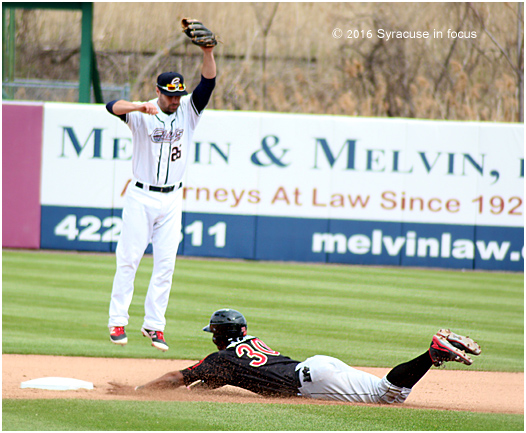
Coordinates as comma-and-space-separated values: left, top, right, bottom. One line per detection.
156, 72, 188, 96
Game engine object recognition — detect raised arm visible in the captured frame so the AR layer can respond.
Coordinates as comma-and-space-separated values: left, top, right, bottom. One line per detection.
200, 46, 216, 79
189, 47, 217, 114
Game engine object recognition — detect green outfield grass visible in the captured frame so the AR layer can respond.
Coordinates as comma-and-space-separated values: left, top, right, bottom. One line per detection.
3, 250, 523, 370
2, 249, 524, 430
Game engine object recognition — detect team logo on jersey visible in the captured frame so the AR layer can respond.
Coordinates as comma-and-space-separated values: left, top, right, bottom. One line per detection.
151, 128, 184, 143
173, 128, 183, 141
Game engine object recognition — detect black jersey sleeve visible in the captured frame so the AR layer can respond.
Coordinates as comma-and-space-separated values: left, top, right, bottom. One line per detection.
190, 75, 216, 115
181, 352, 230, 389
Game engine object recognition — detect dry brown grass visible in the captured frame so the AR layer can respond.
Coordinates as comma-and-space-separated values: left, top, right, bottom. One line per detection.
8, 2, 524, 122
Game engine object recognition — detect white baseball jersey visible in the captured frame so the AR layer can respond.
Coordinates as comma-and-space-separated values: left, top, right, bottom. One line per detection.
126, 95, 200, 186
108, 74, 215, 339
109, 94, 202, 333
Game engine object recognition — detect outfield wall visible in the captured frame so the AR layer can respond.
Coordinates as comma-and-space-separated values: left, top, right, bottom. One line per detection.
3, 101, 524, 270
2, 102, 43, 249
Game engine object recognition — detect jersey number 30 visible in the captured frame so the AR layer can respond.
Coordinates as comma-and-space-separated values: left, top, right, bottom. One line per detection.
235, 339, 279, 367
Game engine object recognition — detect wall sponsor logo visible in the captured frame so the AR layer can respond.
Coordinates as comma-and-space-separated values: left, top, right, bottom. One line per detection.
312, 230, 523, 262
51, 213, 225, 248
312, 138, 511, 183
40, 206, 254, 258
38, 105, 523, 270
40, 205, 523, 270
56, 125, 524, 185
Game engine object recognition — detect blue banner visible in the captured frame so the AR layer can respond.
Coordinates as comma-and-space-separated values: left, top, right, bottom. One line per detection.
41, 206, 523, 271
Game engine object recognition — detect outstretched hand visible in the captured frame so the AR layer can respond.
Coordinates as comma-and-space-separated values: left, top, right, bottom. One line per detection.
107, 381, 137, 395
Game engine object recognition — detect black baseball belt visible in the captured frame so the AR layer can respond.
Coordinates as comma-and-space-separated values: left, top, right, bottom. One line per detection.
135, 181, 182, 193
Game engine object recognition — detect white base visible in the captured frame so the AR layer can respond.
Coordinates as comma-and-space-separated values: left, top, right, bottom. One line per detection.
21, 377, 93, 391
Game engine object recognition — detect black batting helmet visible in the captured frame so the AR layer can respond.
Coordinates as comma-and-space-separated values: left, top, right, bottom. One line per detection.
203, 309, 247, 344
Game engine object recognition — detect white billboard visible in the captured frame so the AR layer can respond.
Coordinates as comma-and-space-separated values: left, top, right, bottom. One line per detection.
41, 104, 524, 228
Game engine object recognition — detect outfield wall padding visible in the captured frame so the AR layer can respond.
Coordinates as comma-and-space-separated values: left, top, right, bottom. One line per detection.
3, 102, 524, 271
2, 102, 44, 249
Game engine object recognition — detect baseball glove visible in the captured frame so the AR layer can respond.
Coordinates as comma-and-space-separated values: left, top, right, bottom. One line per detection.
181, 18, 218, 47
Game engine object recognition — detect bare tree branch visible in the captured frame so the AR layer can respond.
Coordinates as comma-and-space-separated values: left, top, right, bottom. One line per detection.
468, 3, 521, 75
131, 34, 186, 100
434, 3, 469, 94
251, 3, 280, 110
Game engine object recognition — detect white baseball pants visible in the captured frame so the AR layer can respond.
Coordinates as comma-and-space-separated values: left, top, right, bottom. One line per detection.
296, 355, 411, 404
108, 182, 183, 332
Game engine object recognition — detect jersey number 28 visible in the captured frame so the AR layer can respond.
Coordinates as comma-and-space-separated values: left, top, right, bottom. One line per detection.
171, 146, 182, 161
235, 338, 279, 367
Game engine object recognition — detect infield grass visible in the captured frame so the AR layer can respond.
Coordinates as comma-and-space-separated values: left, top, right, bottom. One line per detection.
2, 249, 524, 431
3, 399, 524, 431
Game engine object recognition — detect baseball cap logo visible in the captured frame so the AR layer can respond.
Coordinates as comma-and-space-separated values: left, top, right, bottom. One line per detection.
157, 72, 187, 93
166, 77, 184, 91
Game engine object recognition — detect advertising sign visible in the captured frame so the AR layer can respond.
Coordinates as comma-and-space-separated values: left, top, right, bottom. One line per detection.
38, 103, 524, 270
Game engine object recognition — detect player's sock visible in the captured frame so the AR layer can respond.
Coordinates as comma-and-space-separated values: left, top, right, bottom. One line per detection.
385, 352, 433, 389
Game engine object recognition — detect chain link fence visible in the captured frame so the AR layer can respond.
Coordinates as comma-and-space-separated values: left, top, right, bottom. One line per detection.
2, 79, 129, 103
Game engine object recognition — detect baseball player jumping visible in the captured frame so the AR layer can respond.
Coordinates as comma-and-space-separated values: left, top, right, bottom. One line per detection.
109, 309, 482, 402
105, 20, 217, 351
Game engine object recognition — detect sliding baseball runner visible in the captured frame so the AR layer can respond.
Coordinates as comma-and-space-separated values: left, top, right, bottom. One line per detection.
110, 309, 482, 403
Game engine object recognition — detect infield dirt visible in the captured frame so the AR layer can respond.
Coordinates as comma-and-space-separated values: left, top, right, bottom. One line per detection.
3, 354, 523, 414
